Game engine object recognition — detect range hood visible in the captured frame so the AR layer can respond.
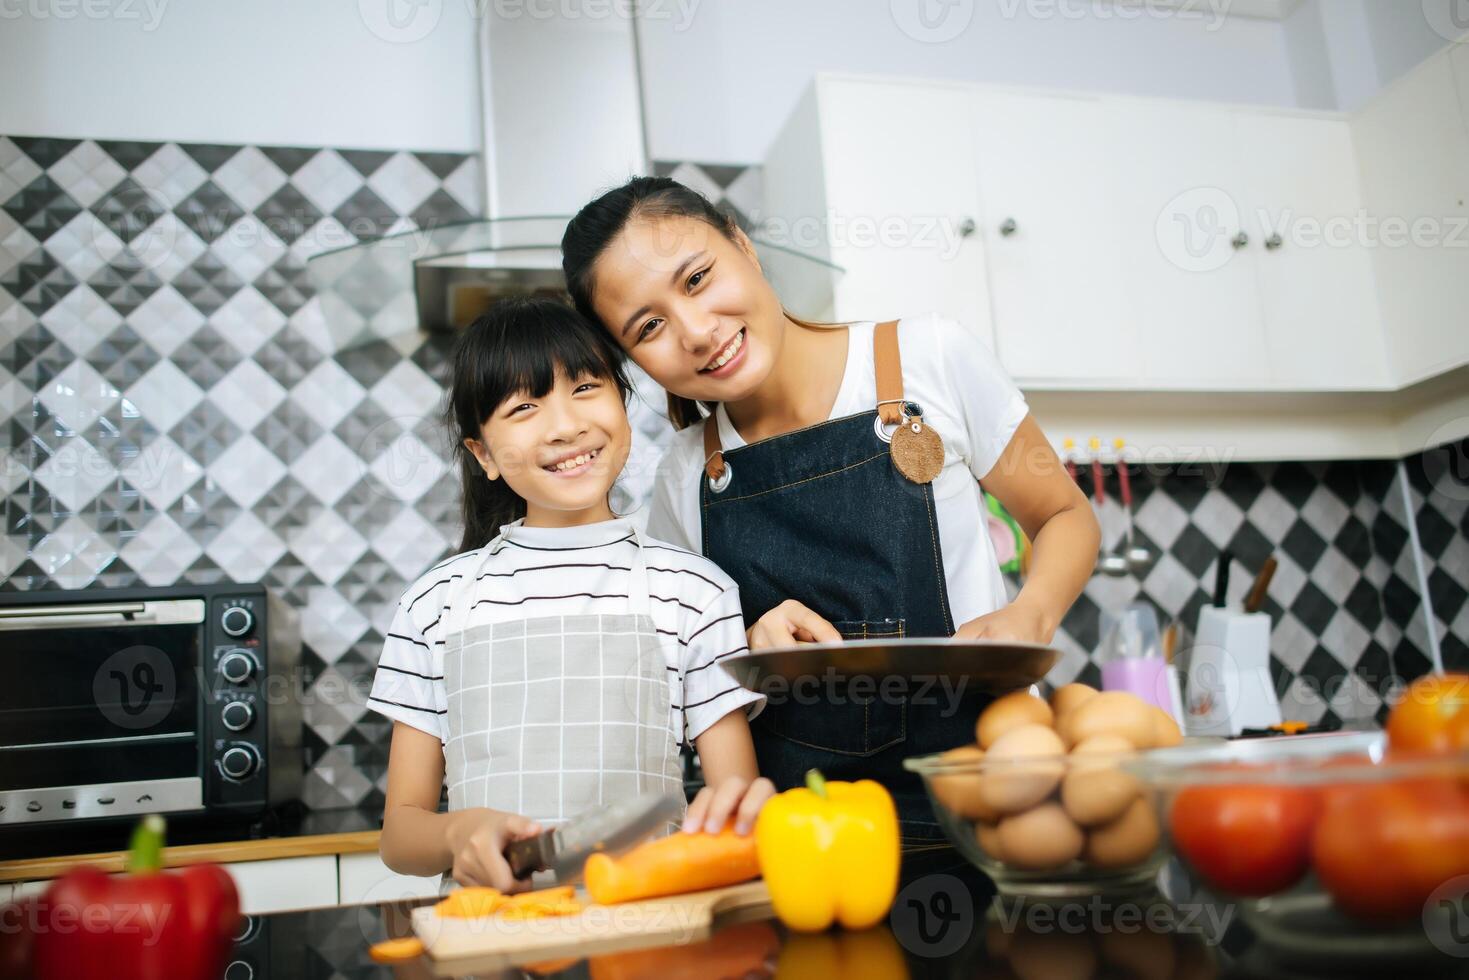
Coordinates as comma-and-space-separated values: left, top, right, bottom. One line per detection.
306, 8, 839, 349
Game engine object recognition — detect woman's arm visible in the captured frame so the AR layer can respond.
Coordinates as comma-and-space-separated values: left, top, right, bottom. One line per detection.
683, 711, 775, 835
379, 721, 543, 891
958, 414, 1100, 643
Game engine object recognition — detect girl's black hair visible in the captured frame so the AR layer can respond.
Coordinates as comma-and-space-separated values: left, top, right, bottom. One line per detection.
561, 176, 741, 430
443, 296, 632, 553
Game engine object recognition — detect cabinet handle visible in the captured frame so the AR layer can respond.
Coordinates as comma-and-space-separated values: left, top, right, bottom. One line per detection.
959, 217, 976, 238
1265, 233, 1283, 251
1231, 232, 1249, 249
1000, 217, 1018, 237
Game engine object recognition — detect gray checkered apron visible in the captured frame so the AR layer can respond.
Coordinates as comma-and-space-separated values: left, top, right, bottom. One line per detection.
440, 522, 685, 839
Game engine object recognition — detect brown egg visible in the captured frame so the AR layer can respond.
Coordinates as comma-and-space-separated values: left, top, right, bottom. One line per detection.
1059, 691, 1156, 749
1083, 796, 1161, 869
930, 745, 999, 821
977, 690, 1055, 748
997, 803, 1084, 871
1060, 734, 1140, 827
1048, 682, 1098, 721
980, 724, 1066, 814
975, 820, 1006, 862
1150, 705, 1184, 747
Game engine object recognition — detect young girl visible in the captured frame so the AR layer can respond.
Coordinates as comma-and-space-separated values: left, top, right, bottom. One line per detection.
371, 298, 771, 892
561, 178, 1100, 887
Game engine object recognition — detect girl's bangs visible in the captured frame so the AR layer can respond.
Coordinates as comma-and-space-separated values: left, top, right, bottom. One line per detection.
467, 303, 624, 424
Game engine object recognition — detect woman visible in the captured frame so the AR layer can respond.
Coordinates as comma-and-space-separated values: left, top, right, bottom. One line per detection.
561, 177, 1100, 880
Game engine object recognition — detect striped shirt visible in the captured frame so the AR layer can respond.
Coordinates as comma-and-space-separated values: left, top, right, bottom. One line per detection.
368, 517, 764, 748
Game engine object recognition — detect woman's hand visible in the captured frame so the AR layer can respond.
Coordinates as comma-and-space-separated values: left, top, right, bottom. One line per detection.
747, 599, 842, 651
683, 775, 778, 836
444, 808, 544, 892
955, 599, 1057, 645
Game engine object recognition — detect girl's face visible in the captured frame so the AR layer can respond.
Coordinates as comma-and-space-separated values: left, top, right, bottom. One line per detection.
464, 369, 631, 526
589, 214, 787, 403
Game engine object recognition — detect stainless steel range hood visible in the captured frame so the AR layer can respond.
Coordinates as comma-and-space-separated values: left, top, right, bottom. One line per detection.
306, 6, 840, 349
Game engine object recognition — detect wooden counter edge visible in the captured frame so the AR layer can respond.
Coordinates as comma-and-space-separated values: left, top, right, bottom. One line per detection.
0, 829, 382, 884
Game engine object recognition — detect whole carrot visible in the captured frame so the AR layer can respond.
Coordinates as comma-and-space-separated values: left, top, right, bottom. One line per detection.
583, 825, 759, 904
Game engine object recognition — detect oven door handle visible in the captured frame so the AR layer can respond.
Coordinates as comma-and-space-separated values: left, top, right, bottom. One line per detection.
0, 599, 206, 630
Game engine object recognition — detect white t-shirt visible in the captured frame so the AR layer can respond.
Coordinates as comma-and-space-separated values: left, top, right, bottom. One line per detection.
647, 313, 1029, 631
368, 518, 764, 748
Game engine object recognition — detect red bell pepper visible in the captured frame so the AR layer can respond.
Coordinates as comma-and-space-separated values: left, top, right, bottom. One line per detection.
29, 815, 240, 980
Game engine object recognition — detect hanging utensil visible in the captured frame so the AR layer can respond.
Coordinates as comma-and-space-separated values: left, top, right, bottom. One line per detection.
1113, 438, 1153, 573
1092, 437, 1131, 577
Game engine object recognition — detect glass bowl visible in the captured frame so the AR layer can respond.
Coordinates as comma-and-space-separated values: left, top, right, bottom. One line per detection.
904, 745, 1169, 897
1123, 731, 1469, 960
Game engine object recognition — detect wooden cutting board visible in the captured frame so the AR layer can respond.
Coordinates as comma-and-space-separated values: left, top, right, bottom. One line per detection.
411, 879, 773, 971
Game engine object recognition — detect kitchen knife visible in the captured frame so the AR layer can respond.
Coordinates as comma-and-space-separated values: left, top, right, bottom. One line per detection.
1244, 557, 1278, 614
504, 790, 683, 881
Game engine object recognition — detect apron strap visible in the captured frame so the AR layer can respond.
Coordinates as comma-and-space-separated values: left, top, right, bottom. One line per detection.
873, 319, 905, 425
703, 319, 906, 483
625, 525, 651, 617
442, 527, 512, 638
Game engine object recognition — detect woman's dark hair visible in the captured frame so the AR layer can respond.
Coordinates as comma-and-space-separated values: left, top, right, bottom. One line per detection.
443, 296, 632, 553
561, 176, 742, 430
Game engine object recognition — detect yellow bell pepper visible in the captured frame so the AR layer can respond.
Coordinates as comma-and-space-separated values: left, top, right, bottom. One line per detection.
754, 769, 900, 931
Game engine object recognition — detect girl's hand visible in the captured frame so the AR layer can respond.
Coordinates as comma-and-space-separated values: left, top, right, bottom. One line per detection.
747, 600, 842, 651
955, 599, 1057, 645
682, 775, 777, 836
444, 808, 544, 892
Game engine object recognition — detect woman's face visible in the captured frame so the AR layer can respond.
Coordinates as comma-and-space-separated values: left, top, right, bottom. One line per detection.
589, 214, 787, 403
464, 370, 631, 525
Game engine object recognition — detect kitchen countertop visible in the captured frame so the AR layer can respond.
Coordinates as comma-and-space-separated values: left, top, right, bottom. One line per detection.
0, 803, 383, 882
214, 886, 1469, 980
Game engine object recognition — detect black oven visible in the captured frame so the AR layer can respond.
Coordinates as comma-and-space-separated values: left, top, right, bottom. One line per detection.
0, 583, 302, 827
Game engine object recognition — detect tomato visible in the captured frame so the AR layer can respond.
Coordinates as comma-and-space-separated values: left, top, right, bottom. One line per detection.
1313, 778, 1469, 923
1386, 673, 1469, 754
1169, 783, 1320, 896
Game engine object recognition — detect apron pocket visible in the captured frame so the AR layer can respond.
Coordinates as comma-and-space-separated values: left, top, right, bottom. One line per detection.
752, 618, 908, 757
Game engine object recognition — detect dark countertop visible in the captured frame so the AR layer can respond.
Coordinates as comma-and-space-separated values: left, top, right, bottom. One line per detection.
0, 802, 382, 871
222, 881, 1469, 980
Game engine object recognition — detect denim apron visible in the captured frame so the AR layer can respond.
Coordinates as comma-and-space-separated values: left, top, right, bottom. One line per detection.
699, 321, 991, 861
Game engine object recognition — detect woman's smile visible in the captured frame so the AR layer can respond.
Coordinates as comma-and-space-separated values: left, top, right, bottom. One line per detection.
699, 328, 747, 379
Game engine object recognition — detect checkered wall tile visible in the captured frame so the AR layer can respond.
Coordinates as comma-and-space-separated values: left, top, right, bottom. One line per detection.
3, 143, 1461, 810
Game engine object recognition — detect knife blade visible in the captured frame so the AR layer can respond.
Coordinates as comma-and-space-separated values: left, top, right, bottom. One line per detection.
505, 790, 683, 881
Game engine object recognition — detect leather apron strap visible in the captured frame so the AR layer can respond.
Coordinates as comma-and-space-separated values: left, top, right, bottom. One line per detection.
704, 320, 902, 482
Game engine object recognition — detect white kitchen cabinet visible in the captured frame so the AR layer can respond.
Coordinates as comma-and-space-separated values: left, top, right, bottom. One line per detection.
338, 852, 441, 907
221, 856, 339, 915
0, 883, 13, 904
1235, 111, 1392, 390
10, 880, 47, 902
1101, 100, 1273, 388
1353, 49, 1469, 386
763, 76, 996, 347
973, 91, 1138, 384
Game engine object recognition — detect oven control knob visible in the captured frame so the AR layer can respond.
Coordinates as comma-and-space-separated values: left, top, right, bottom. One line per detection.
221, 700, 255, 732
221, 606, 254, 637
220, 744, 260, 781
219, 650, 256, 685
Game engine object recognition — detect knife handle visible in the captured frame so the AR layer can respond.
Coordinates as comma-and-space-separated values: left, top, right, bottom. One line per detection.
505, 835, 546, 880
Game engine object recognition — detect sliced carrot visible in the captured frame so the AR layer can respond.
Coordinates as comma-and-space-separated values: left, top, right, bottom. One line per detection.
584, 825, 759, 905
368, 937, 425, 963
504, 884, 577, 905
434, 887, 507, 918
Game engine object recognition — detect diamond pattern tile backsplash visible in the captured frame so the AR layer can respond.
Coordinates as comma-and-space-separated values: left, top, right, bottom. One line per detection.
4, 142, 1466, 812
